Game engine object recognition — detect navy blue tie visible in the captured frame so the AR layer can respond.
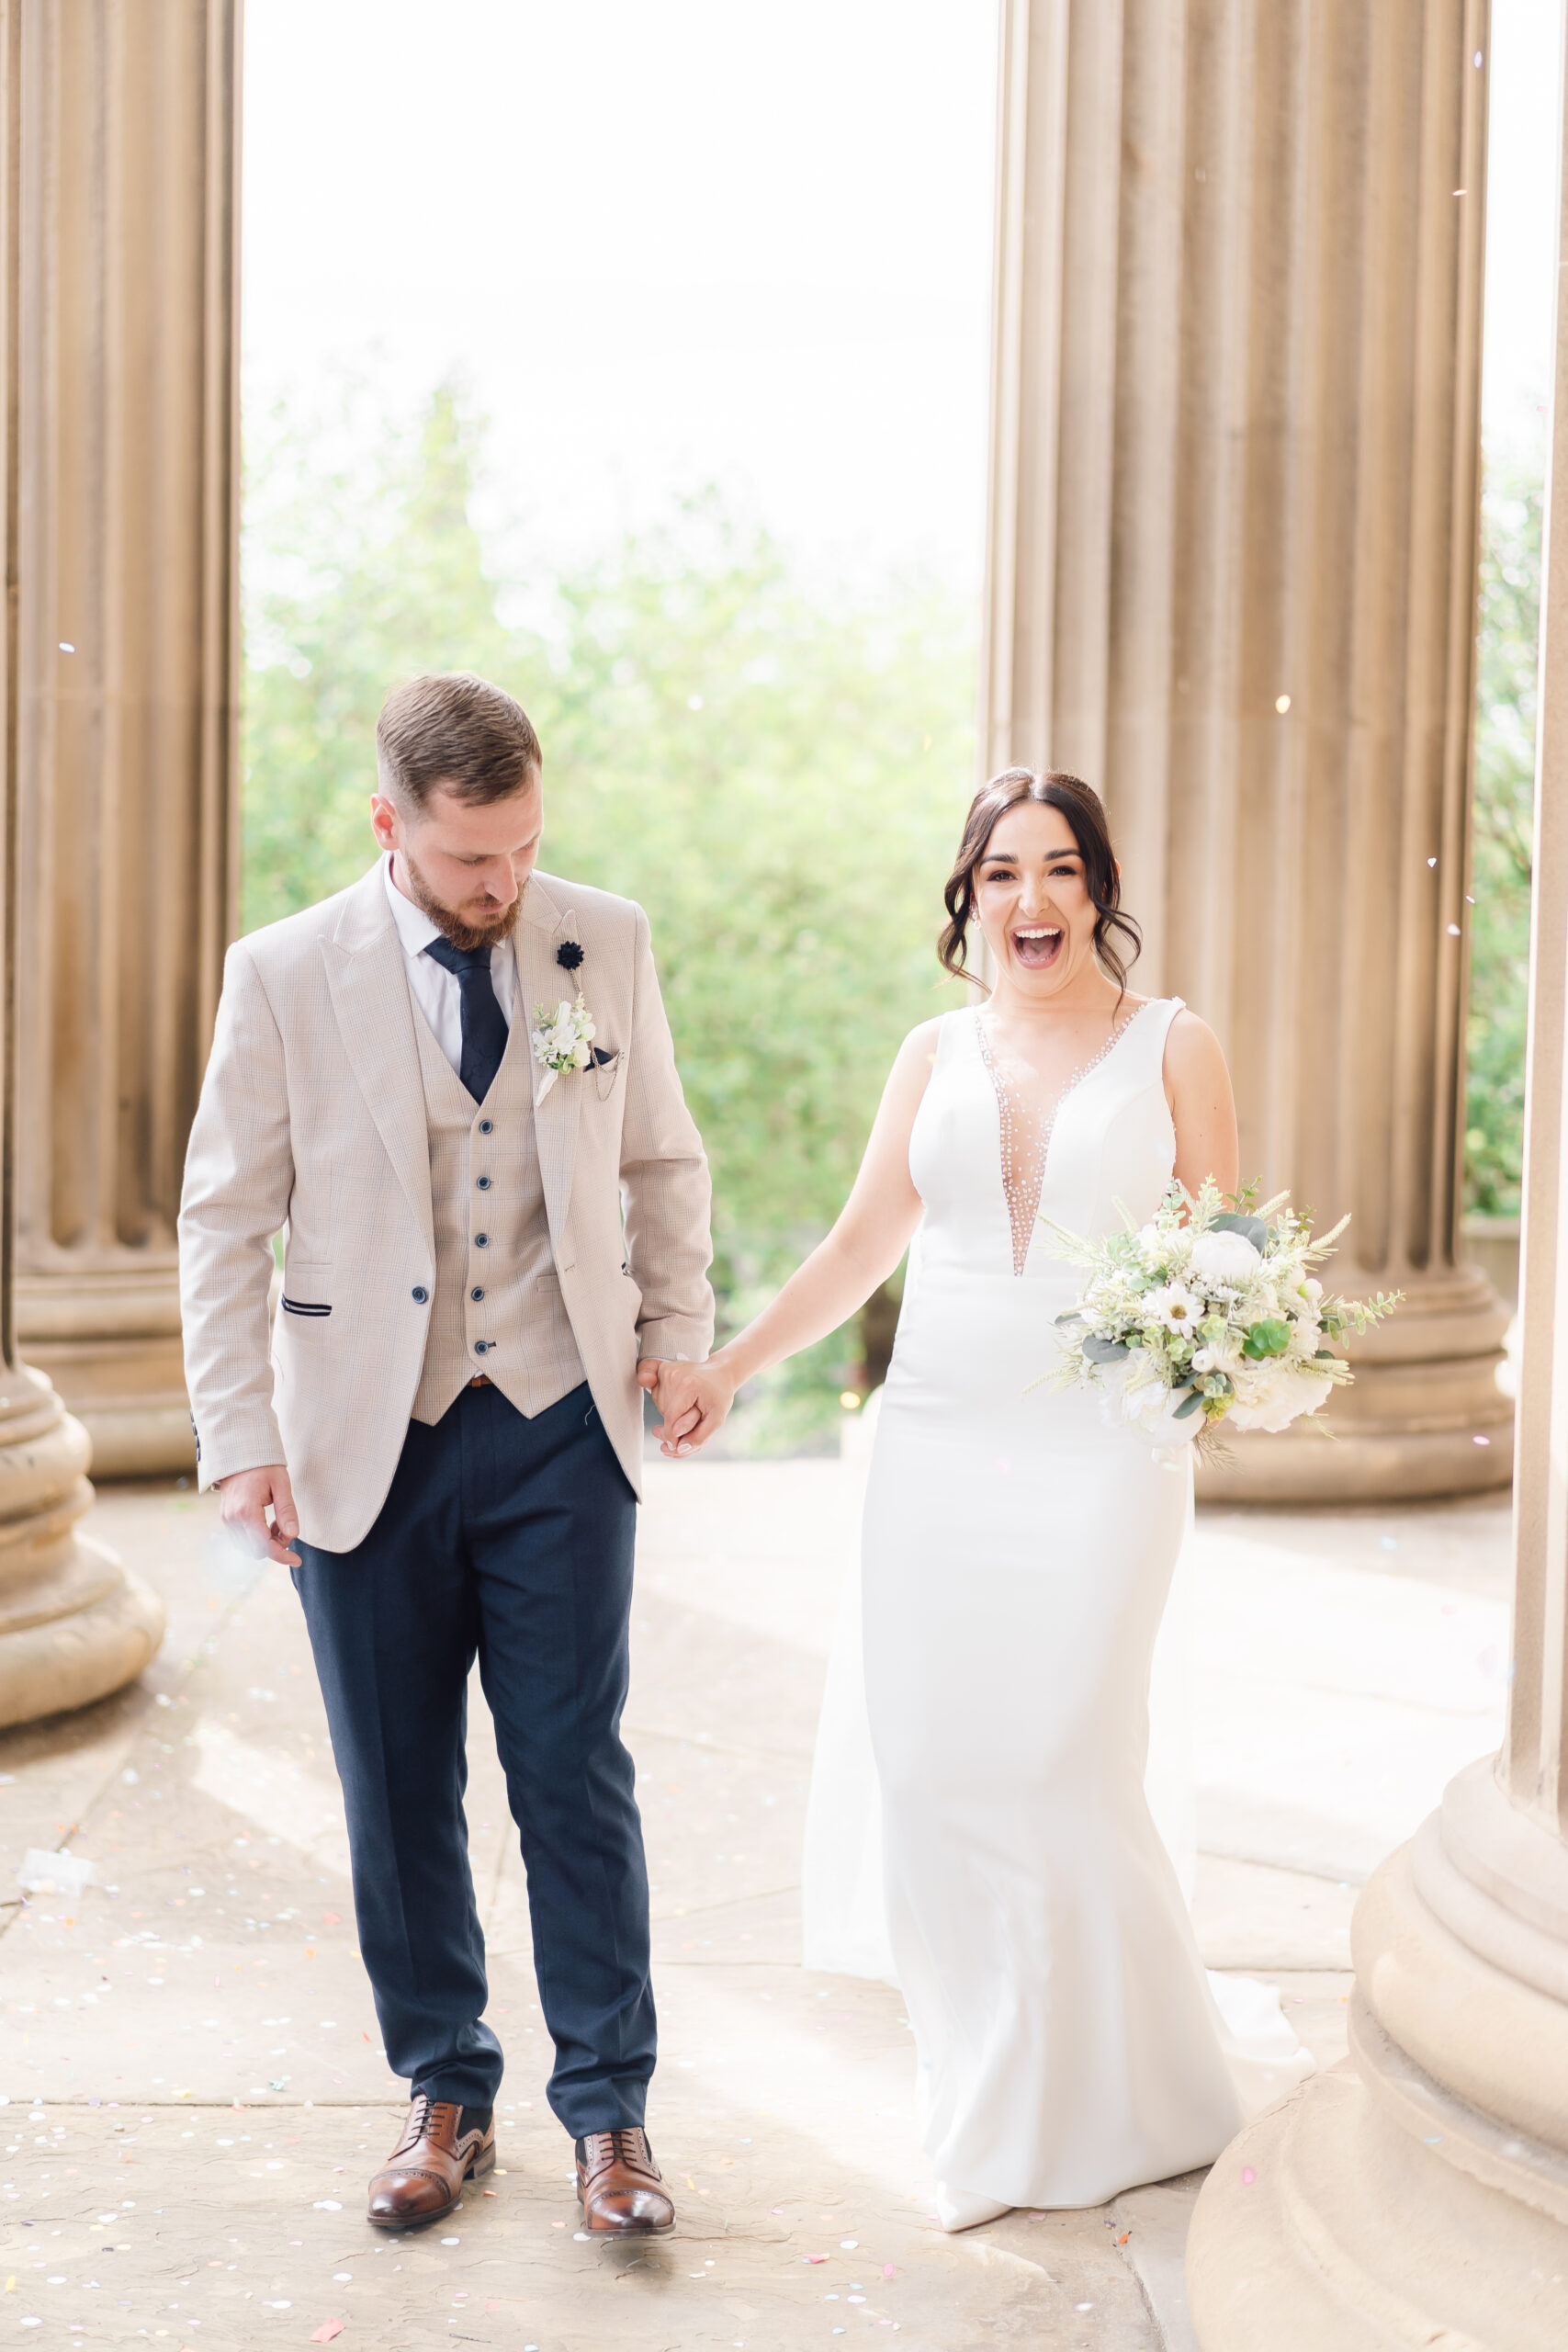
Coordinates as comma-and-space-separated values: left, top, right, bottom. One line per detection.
423, 936, 509, 1102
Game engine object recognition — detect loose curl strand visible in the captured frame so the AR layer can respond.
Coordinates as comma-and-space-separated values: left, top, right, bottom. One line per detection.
938, 768, 1143, 1001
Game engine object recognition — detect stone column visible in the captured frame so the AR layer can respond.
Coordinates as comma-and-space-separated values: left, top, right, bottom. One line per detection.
1186, 15, 1568, 2342
10, 0, 240, 1478
983, 0, 1510, 1499
0, 2, 165, 1728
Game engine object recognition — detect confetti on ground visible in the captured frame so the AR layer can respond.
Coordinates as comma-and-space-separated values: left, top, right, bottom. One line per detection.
310, 2327, 344, 2345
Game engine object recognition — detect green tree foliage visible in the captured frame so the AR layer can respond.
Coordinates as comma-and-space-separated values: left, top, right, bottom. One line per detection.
1466, 437, 1541, 1216
243, 388, 976, 1448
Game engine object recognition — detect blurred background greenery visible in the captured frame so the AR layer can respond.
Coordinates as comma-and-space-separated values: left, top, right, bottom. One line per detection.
1466, 431, 1541, 1222
242, 387, 976, 1452
241, 388, 1540, 1445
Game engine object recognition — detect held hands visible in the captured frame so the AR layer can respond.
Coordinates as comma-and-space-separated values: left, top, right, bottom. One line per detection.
219, 1464, 303, 1567
636, 1357, 738, 1459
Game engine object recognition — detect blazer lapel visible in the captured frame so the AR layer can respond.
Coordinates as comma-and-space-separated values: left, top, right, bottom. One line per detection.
322, 865, 434, 1255
520, 875, 582, 1248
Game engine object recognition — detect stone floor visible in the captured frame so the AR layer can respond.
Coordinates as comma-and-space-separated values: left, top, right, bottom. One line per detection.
0, 1464, 1511, 2351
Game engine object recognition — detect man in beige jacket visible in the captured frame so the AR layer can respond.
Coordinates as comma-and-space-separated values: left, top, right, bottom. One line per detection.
179, 672, 713, 2236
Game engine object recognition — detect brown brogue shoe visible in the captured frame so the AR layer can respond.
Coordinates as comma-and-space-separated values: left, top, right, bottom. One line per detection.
575, 2126, 675, 2234
367, 2096, 495, 2230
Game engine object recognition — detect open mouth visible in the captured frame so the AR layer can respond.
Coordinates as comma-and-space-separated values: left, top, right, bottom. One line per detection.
1011, 924, 1064, 971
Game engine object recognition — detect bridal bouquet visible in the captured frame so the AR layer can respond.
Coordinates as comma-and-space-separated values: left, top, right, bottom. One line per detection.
1043, 1181, 1400, 1459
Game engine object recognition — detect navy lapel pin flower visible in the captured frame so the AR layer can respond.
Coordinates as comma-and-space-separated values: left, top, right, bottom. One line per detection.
556, 939, 585, 974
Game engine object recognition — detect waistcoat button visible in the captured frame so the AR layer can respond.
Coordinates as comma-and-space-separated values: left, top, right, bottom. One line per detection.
411, 1286, 429, 1304
474, 1340, 490, 1355
479, 1118, 493, 1134
477, 1174, 492, 1190
471, 1286, 485, 1302
475, 1232, 490, 1248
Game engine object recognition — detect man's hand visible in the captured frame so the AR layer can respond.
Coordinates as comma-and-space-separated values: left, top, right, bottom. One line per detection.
218, 1464, 303, 1567
637, 1358, 738, 1458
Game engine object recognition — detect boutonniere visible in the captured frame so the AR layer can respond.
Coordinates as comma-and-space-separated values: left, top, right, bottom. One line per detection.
531, 993, 596, 1105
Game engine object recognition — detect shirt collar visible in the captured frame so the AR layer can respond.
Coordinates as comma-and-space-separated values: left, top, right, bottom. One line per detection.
382, 854, 445, 958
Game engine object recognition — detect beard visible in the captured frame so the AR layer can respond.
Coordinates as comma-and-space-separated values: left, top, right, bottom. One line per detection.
397, 845, 524, 952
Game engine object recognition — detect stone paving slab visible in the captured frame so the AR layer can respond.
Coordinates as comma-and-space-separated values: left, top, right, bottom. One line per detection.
0, 1469, 1507, 2349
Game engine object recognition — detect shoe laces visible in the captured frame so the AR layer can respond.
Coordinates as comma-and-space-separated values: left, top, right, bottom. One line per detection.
584, 2126, 652, 2176
389, 2094, 454, 2159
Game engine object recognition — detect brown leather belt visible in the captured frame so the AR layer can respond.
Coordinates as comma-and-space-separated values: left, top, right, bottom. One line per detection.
468, 1374, 492, 1388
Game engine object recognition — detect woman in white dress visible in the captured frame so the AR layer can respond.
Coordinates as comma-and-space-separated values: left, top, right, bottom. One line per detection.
653, 769, 1310, 2228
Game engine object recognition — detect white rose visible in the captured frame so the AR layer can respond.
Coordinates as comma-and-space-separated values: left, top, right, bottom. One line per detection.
1189, 1229, 1264, 1286
1122, 1378, 1204, 1447
1228, 1363, 1334, 1432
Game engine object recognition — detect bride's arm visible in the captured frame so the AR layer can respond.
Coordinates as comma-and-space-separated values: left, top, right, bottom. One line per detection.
1165, 1007, 1240, 1200
649, 1019, 943, 1453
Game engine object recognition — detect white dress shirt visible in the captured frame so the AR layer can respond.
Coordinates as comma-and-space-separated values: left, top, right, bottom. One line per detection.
382, 854, 517, 1076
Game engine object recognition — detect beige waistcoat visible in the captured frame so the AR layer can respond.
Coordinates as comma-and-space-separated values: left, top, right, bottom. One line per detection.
408, 976, 586, 1425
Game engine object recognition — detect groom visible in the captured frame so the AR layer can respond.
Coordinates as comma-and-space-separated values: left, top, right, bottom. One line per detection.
179, 671, 713, 2234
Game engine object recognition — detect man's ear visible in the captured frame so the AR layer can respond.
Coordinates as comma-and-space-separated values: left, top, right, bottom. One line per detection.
369, 791, 401, 854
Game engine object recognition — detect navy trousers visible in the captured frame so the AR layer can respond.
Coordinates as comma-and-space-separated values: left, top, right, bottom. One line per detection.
291, 1379, 652, 2132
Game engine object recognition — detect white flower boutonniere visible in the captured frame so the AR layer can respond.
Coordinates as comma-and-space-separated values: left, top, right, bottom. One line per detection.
531, 994, 596, 1105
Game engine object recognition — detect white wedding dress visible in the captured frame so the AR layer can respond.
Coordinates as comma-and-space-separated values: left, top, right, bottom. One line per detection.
803, 998, 1313, 2228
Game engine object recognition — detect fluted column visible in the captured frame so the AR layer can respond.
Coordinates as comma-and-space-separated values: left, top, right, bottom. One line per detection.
1187, 13, 1568, 2340
10, 0, 239, 1478
984, 0, 1509, 1500
0, 3, 164, 1728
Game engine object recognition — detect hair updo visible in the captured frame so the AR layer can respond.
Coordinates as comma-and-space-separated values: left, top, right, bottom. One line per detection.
938, 768, 1143, 998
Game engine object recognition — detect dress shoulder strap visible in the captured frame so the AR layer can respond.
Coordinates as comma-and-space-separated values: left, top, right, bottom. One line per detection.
1121, 994, 1185, 1085
932, 1005, 983, 1069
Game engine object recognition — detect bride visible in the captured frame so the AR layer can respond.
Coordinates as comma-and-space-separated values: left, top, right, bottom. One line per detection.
652, 767, 1311, 2228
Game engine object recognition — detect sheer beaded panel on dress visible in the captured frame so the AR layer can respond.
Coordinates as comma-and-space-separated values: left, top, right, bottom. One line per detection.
976, 1006, 1152, 1275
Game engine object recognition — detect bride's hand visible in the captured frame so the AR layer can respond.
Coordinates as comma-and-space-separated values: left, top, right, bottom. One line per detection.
637, 1357, 739, 1457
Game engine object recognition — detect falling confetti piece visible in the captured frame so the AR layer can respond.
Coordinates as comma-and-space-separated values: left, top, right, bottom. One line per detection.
310, 2328, 344, 2346
1241, 2165, 1257, 2185
807, 2254, 829, 2265
883, 2264, 896, 2278
1274, 695, 1291, 714
1474, 1435, 1491, 1446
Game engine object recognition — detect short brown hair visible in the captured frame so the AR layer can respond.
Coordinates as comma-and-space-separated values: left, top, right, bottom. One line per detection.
938, 768, 1143, 999
376, 672, 542, 808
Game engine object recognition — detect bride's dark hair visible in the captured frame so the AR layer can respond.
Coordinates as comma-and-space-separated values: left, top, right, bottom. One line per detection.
938, 768, 1143, 998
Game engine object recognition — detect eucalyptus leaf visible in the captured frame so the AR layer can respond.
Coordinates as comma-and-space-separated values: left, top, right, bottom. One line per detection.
1173, 1387, 1204, 1419
1211, 1210, 1269, 1250
1082, 1333, 1131, 1363
1055, 1310, 1086, 1328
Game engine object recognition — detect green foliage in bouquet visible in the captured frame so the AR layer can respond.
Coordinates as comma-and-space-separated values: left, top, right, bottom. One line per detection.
1041, 1180, 1402, 1461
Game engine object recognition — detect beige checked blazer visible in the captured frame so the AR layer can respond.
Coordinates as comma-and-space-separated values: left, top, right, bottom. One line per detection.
178, 862, 715, 1552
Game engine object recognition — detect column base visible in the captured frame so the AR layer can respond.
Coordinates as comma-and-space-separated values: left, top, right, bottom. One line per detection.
0, 1366, 165, 1725
1187, 1758, 1568, 2347
15, 1267, 194, 1477
1196, 1267, 1512, 1504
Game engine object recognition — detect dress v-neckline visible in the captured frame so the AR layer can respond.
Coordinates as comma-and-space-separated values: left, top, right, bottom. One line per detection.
974, 1001, 1158, 1275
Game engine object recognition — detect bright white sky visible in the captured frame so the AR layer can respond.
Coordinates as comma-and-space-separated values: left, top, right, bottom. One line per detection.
242, 0, 999, 589
243, 0, 1562, 591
